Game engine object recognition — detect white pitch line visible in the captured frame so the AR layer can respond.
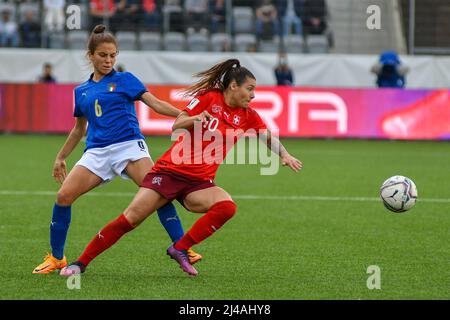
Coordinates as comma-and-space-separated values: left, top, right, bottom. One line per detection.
0, 190, 449, 203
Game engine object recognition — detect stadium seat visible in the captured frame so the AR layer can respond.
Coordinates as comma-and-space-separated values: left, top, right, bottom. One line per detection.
306, 35, 329, 53
138, 32, 161, 51
233, 33, 256, 52
67, 30, 88, 50
210, 33, 232, 52
187, 32, 209, 52
77, 3, 91, 31
18, 2, 40, 23
116, 31, 137, 50
49, 32, 66, 49
258, 36, 281, 53
284, 34, 305, 53
163, 32, 186, 51
232, 7, 254, 34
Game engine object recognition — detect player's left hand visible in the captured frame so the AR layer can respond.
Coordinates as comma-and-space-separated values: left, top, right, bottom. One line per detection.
281, 154, 303, 172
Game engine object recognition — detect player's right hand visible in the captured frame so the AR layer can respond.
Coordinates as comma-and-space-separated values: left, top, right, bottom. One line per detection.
53, 159, 67, 184
195, 111, 212, 124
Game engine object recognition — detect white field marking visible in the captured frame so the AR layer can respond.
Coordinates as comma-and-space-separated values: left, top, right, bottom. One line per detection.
0, 190, 449, 203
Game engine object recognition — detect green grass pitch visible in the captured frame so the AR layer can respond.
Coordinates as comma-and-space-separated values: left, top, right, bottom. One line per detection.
0, 134, 448, 299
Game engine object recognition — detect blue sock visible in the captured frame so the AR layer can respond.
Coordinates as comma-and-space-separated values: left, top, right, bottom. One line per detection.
157, 202, 184, 242
50, 203, 71, 260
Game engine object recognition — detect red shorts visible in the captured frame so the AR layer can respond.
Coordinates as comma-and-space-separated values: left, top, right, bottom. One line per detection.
140, 170, 215, 206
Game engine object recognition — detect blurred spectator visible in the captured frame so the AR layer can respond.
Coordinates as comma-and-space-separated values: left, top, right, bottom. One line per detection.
0, 10, 19, 47
114, 0, 140, 31
117, 64, 126, 72
276, 0, 303, 37
371, 51, 409, 88
90, 0, 116, 32
255, 0, 280, 40
246, 43, 257, 52
163, 0, 183, 32
302, 0, 327, 35
221, 39, 232, 52
44, 0, 66, 32
141, 0, 161, 31
38, 63, 57, 83
184, 0, 209, 35
274, 51, 293, 85
210, 0, 226, 33
19, 10, 41, 48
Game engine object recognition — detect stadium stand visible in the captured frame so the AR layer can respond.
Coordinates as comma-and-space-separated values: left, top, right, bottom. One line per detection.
187, 31, 210, 52
67, 29, 88, 49
326, 0, 406, 54
138, 31, 161, 50
116, 31, 138, 50
0, 0, 448, 55
163, 31, 186, 51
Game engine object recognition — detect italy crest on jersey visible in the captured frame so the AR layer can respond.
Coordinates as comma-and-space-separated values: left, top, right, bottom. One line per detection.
108, 83, 116, 92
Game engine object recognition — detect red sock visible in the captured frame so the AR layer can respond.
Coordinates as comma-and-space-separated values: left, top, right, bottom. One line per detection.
78, 214, 134, 266
175, 201, 237, 251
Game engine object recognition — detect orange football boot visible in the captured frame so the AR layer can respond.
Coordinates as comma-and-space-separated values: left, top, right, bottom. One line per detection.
32, 253, 67, 274
187, 248, 203, 265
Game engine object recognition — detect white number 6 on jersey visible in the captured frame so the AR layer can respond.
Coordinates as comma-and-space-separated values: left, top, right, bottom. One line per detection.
94, 99, 102, 117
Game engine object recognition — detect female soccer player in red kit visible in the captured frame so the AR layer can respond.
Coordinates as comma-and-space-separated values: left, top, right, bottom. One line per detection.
60, 59, 302, 277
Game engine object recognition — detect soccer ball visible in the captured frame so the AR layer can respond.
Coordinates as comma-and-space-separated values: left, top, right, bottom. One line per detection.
380, 175, 418, 212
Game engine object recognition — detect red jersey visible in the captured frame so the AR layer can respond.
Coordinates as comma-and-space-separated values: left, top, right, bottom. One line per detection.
90, 0, 115, 13
153, 89, 267, 181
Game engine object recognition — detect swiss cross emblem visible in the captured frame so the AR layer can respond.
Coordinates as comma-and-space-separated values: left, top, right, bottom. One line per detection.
233, 115, 241, 125
152, 176, 162, 185
212, 104, 222, 114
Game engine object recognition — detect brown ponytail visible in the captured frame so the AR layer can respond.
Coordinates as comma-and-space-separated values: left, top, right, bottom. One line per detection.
184, 59, 255, 97
87, 24, 117, 54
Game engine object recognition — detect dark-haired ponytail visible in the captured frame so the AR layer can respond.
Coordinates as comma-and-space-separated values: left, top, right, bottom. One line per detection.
92, 24, 107, 34
184, 59, 254, 97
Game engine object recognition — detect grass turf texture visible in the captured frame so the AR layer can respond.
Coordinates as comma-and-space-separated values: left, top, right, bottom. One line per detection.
0, 135, 448, 299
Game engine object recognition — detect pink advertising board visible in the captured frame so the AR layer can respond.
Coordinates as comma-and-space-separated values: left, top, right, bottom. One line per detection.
1, 84, 449, 140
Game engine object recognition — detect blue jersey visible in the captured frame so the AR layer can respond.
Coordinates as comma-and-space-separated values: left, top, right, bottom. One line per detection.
74, 69, 147, 150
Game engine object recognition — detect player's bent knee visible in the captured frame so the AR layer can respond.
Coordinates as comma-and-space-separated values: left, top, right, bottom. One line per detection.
56, 190, 76, 206
214, 200, 237, 221
122, 206, 148, 227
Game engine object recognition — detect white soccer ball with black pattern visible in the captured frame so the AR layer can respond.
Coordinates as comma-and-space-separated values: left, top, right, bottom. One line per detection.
380, 175, 418, 212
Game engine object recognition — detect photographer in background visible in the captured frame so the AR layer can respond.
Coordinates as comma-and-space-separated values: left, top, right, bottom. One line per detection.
371, 51, 409, 88
274, 51, 294, 86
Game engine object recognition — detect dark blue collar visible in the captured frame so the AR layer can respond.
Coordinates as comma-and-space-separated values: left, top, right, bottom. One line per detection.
89, 69, 116, 83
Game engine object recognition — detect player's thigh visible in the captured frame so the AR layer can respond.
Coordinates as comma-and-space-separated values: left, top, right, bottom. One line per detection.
184, 186, 233, 213
123, 187, 168, 226
57, 165, 103, 202
125, 157, 154, 186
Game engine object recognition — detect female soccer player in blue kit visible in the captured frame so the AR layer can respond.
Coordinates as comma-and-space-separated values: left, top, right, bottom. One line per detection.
32, 24, 201, 274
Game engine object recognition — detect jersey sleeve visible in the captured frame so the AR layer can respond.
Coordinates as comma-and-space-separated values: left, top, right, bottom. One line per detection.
183, 92, 211, 116
122, 72, 148, 100
247, 109, 267, 132
73, 88, 84, 117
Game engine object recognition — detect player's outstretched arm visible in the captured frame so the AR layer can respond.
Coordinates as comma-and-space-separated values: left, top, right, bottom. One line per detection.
140, 92, 181, 118
259, 130, 303, 172
53, 117, 87, 184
